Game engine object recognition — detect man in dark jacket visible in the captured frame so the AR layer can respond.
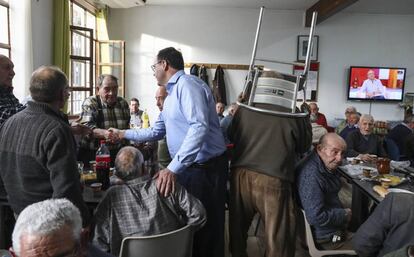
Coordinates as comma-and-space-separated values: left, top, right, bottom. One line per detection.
353, 192, 414, 257
387, 116, 414, 156
297, 133, 353, 250
229, 103, 312, 257
346, 114, 387, 161
0, 66, 90, 225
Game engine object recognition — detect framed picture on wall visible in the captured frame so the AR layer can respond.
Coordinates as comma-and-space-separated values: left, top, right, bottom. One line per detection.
297, 35, 319, 61
293, 62, 319, 101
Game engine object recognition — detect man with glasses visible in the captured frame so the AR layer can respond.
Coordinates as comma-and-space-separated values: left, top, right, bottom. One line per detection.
109, 47, 227, 257
78, 74, 130, 167
297, 133, 353, 250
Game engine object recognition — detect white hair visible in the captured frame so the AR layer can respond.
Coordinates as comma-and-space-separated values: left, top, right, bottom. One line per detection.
359, 114, 374, 123
12, 199, 82, 256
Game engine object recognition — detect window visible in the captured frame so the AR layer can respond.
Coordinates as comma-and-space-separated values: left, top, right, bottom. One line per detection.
0, 0, 11, 57
69, 0, 96, 114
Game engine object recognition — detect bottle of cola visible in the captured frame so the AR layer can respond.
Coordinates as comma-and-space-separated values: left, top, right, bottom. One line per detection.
95, 140, 110, 190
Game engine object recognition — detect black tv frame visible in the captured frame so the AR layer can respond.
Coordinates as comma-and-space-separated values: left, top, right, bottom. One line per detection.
347, 66, 407, 102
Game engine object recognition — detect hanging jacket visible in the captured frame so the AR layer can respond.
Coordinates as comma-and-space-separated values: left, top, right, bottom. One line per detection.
212, 65, 227, 105
199, 65, 209, 86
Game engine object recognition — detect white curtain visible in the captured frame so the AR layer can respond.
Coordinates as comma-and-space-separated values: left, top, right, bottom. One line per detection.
9, 0, 33, 101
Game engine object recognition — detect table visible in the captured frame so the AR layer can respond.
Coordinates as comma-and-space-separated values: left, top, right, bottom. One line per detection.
338, 162, 414, 231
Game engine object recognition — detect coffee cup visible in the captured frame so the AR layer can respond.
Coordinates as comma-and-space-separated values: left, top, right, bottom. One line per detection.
90, 182, 102, 197
380, 178, 391, 189
362, 168, 371, 178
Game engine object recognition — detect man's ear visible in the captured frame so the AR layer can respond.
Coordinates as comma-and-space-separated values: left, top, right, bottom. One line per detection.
8, 247, 17, 257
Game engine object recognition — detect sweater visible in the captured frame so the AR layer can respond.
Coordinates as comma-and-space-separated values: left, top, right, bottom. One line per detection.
387, 123, 412, 155
353, 193, 414, 257
346, 130, 387, 157
296, 151, 347, 240
229, 104, 312, 182
0, 101, 90, 225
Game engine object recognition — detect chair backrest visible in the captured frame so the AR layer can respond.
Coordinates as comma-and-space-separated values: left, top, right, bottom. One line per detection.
248, 70, 304, 115
119, 225, 193, 257
385, 137, 400, 161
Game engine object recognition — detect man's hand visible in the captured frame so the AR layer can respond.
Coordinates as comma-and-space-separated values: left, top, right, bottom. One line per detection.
107, 128, 125, 143
358, 153, 375, 162
154, 168, 176, 197
70, 122, 93, 137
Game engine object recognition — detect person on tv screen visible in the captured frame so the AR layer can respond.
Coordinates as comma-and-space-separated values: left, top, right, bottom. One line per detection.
359, 70, 386, 99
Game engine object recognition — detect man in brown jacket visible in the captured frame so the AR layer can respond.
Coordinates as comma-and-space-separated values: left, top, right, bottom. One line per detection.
229, 103, 312, 257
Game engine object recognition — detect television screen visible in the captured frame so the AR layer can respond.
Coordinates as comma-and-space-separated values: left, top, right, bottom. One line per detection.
348, 66, 406, 101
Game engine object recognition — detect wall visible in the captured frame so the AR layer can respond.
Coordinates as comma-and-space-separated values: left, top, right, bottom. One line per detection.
107, 6, 414, 124
31, 0, 53, 69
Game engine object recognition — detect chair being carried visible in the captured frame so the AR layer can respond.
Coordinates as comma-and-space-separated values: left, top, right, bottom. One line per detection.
119, 225, 193, 257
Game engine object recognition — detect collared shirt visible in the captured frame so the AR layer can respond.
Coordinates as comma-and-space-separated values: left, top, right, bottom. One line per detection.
360, 79, 386, 97
93, 175, 206, 256
79, 95, 130, 151
130, 110, 143, 128
0, 86, 25, 126
124, 70, 226, 173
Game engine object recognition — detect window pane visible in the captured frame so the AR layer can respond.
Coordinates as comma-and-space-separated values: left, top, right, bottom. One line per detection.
99, 42, 122, 63
71, 29, 92, 58
69, 91, 90, 115
0, 48, 9, 57
72, 3, 85, 27
71, 60, 91, 88
0, 6, 9, 44
86, 11, 96, 32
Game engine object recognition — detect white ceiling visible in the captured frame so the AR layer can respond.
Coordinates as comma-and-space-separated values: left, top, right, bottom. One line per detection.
100, 0, 414, 15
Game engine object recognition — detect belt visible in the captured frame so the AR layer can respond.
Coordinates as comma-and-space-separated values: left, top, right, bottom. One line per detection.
189, 153, 226, 169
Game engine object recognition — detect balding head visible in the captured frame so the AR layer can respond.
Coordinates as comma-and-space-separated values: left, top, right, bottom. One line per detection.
29, 66, 69, 106
155, 85, 167, 111
0, 54, 15, 88
317, 133, 347, 171
115, 146, 144, 181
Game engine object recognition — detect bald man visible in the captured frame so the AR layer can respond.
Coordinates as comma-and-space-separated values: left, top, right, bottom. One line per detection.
0, 54, 25, 126
360, 70, 386, 99
297, 133, 353, 250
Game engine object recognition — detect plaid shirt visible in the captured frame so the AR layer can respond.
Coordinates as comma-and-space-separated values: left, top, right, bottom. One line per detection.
93, 175, 206, 255
0, 87, 25, 126
79, 96, 130, 151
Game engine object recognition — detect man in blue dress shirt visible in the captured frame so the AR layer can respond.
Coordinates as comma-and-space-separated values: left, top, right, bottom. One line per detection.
109, 47, 227, 257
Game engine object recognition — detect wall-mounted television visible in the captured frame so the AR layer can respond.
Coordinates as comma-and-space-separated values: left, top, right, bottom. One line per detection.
348, 66, 406, 102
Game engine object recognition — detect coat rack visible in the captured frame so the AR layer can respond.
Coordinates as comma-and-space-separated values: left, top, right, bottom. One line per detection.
184, 62, 263, 71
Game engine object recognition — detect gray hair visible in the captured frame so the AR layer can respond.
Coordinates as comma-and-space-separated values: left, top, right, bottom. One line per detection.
12, 199, 82, 256
97, 74, 118, 87
345, 106, 357, 113
115, 146, 144, 181
359, 114, 374, 123
29, 66, 68, 103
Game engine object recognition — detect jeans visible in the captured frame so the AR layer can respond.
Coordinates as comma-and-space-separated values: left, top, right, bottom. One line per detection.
177, 154, 228, 257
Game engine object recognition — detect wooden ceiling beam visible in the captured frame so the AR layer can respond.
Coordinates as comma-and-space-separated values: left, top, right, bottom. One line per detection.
305, 0, 359, 27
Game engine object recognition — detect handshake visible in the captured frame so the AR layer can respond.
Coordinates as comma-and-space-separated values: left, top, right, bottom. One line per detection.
103, 128, 125, 144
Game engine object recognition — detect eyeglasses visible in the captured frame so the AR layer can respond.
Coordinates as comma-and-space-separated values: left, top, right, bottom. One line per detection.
151, 61, 162, 72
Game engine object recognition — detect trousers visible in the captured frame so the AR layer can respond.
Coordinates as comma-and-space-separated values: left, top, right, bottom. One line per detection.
229, 167, 296, 257
177, 153, 228, 257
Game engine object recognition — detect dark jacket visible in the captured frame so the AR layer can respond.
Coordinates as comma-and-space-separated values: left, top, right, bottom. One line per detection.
296, 151, 347, 240
346, 130, 387, 157
229, 104, 311, 182
0, 101, 90, 225
353, 193, 414, 257
387, 123, 412, 155
212, 65, 227, 105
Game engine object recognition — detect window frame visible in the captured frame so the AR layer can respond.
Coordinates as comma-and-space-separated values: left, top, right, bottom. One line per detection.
69, 0, 96, 115
0, 0, 11, 57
